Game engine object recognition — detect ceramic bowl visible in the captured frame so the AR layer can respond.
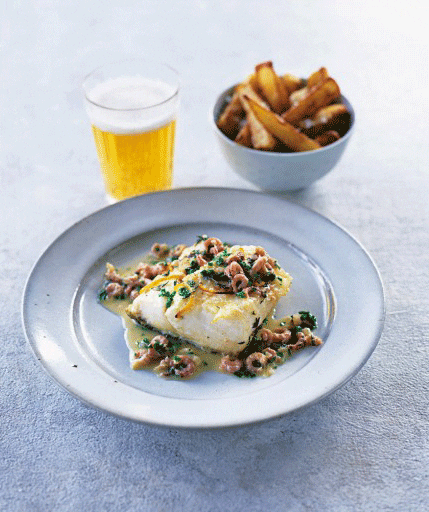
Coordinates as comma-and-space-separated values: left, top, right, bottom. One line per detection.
212, 85, 355, 191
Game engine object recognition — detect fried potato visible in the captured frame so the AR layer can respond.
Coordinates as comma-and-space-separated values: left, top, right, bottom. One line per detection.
238, 85, 277, 150
299, 104, 351, 137
216, 62, 349, 154
289, 86, 308, 106
244, 72, 260, 92
315, 130, 340, 146
255, 61, 290, 113
245, 95, 321, 152
282, 77, 341, 125
234, 122, 252, 147
307, 67, 329, 89
280, 73, 304, 95
216, 88, 245, 138
289, 69, 328, 105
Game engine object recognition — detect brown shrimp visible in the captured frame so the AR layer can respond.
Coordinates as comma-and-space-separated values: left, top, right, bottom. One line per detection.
225, 251, 245, 264
105, 282, 125, 298
149, 335, 171, 355
250, 256, 273, 275
203, 237, 224, 256
245, 352, 267, 374
105, 263, 123, 283
225, 261, 243, 278
136, 263, 153, 279
263, 347, 282, 364
151, 243, 170, 258
196, 254, 207, 266
171, 244, 186, 258
295, 330, 323, 348
260, 327, 292, 344
219, 356, 242, 374
149, 263, 168, 278
132, 348, 159, 370
156, 355, 197, 378
123, 272, 151, 299
254, 246, 266, 257
231, 274, 249, 293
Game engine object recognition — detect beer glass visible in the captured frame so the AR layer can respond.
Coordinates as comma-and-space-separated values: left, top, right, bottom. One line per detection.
83, 59, 180, 201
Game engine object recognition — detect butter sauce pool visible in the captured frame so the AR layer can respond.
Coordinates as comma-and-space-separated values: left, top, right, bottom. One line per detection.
98, 239, 323, 379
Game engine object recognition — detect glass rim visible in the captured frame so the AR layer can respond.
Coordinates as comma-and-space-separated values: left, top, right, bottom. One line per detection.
83, 58, 180, 112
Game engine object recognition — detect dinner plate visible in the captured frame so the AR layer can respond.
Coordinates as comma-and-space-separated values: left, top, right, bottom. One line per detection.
22, 187, 384, 428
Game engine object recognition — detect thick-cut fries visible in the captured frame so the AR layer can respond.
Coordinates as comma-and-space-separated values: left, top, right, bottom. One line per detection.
313, 104, 348, 123
235, 122, 252, 147
245, 96, 321, 152
238, 85, 277, 150
282, 77, 341, 125
245, 73, 260, 92
216, 88, 244, 138
289, 87, 308, 106
307, 67, 329, 89
299, 104, 351, 137
255, 61, 289, 113
216, 62, 350, 153
281, 73, 304, 95
315, 130, 340, 146
290, 68, 328, 105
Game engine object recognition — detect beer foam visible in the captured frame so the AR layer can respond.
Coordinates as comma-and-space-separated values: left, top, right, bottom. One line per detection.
86, 76, 178, 134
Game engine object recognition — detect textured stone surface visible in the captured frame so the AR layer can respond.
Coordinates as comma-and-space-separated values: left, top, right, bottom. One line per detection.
1, 1, 428, 511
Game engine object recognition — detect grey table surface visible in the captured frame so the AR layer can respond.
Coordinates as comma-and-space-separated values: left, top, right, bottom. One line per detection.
1, 1, 428, 511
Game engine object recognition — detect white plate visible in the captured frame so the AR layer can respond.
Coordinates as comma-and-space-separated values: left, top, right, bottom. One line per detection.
22, 187, 384, 428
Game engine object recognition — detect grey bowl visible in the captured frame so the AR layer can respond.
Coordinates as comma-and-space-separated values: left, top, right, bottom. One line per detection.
212, 85, 355, 191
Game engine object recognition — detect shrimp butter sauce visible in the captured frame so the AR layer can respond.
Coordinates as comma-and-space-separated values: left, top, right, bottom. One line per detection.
99, 237, 323, 380
86, 75, 178, 201
103, 297, 224, 379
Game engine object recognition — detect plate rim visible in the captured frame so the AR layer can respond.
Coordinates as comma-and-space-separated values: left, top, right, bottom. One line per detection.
21, 187, 385, 428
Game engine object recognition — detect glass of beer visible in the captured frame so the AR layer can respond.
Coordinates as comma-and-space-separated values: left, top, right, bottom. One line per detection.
83, 59, 180, 202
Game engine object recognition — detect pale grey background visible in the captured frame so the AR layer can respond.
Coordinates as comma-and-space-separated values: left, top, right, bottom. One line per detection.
1, 1, 428, 511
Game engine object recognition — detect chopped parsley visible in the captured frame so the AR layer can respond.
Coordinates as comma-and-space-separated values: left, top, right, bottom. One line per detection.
152, 338, 178, 356
185, 259, 200, 274
240, 261, 252, 271
233, 367, 257, 379
159, 288, 176, 308
98, 289, 108, 301
298, 311, 317, 329
213, 250, 228, 266
136, 337, 150, 349
178, 287, 192, 299
236, 291, 246, 298
201, 269, 229, 283
201, 268, 217, 279
260, 272, 276, 283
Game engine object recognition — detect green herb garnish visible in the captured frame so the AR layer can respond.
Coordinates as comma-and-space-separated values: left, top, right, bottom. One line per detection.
185, 259, 200, 274
213, 250, 228, 266
159, 288, 176, 308
136, 337, 150, 349
98, 289, 108, 301
298, 311, 317, 330
178, 287, 192, 299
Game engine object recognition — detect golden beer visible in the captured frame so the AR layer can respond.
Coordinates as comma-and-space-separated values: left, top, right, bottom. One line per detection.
84, 60, 180, 201
91, 119, 176, 200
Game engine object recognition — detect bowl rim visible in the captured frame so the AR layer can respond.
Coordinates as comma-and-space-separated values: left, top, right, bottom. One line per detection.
211, 83, 355, 157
